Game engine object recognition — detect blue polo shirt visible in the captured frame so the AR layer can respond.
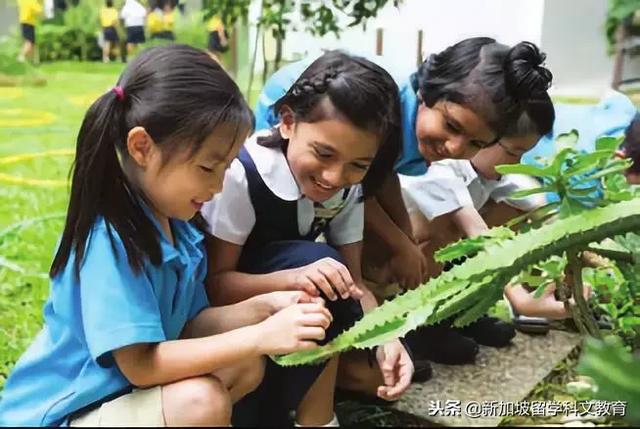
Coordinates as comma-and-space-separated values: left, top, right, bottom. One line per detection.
0, 215, 209, 426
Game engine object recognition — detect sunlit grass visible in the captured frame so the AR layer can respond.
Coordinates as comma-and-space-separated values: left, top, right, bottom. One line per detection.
0, 62, 122, 388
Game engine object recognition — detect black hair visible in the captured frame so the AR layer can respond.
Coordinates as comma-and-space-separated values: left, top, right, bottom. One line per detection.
50, 44, 253, 279
260, 50, 401, 197
503, 93, 555, 138
621, 112, 640, 173
414, 37, 553, 143
106, 0, 113, 6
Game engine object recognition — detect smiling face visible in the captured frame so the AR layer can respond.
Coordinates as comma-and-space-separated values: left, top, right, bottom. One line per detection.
279, 112, 379, 203
127, 123, 245, 224
415, 100, 498, 164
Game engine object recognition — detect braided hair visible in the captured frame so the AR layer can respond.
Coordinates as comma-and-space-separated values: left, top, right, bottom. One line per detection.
259, 50, 401, 197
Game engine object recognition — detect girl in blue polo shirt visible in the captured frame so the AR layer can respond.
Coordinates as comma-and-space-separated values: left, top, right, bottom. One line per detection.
202, 50, 414, 426
0, 45, 334, 427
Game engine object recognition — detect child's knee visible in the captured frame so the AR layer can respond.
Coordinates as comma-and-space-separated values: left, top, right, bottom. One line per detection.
163, 375, 231, 425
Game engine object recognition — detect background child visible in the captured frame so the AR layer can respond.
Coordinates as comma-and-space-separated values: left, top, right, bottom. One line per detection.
202, 50, 413, 426
0, 45, 333, 427
100, 0, 119, 63
148, 0, 175, 41
120, 0, 147, 57
207, 12, 229, 63
17, 0, 42, 63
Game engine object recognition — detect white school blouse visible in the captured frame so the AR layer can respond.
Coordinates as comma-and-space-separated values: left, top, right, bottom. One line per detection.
201, 132, 364, 247
398, 159, 546, 221
120, 0, 146, 27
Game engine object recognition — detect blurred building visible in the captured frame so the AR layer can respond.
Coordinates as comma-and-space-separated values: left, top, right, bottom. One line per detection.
248, 0, 633, 98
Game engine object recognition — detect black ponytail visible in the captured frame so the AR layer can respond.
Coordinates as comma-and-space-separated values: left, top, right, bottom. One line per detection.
503, 42, 555, 137
504, 41, 553, 101
50, 45, 253, 279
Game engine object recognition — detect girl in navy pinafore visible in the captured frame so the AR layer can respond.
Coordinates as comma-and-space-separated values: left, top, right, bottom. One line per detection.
202, 51, 414, 426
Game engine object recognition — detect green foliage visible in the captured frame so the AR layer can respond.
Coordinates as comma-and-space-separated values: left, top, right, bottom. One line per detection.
578, 336, 640, 423
301, 0, 402, 37
173, 11, 209, 50
274, 199, 640, 366
586, 234, 640, 345
38, 24, 101, 62
434, 226, 514, 263
496, 131, 636, 226
37, 0, 106, 63
202, 0, 252, 26
260, 0, 295, 40
606, 0, 640, 54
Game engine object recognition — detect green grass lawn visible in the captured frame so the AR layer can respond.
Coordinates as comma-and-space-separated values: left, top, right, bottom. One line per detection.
0, 62, 125, 388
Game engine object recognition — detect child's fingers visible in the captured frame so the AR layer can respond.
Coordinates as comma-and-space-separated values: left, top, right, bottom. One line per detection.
298, 326, 326, 341
294, 290, 325, 305
348, 284, 364, 300
308, 296, 325, 305
317, 264, 350, 300
309, 273, 338, 301
298, 303, 333, 322
295, 277, 320, 297
384, 364, 412, 399
326, 259, 359, 299
296, 341, 320, 351
379, 348, 399, 387
299, 312, 332, 330
376, 386, 395, 401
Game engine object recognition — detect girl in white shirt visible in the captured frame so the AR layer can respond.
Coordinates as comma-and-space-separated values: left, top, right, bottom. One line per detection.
201, 50, 413, 427
120, 0, 147, 56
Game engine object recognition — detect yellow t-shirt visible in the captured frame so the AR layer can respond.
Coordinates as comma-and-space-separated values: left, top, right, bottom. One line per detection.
147, 9, 163, 34
100, 7, 118, 28
206, 15, 223, 33
18, 0, 42, 25
161, 9, 175, 32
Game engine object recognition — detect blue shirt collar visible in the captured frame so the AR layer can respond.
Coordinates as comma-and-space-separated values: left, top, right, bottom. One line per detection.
137, 199, 204, 264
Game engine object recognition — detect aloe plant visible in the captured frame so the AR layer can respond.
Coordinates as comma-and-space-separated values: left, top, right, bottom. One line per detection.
274, 198, 640, 366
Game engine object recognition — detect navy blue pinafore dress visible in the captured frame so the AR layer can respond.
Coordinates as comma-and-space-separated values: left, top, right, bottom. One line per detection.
232, 146, 364, 426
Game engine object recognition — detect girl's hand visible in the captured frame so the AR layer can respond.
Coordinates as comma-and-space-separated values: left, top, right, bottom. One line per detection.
255, 303, 333, 355
375, 339, 414, 401
388, 241, 428, 289
258, 290, 325, 316
505, 283, 592, 320
287, 257, 364, 302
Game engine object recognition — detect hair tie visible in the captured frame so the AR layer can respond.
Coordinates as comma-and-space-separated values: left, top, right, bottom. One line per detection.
112, 86, 125, 101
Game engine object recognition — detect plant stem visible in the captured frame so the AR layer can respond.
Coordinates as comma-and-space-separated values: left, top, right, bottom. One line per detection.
568, 250, 602, 339
557, 262, 588, 335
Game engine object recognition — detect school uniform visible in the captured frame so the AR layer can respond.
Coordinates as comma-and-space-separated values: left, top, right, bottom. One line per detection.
200, 130, 364, 426
120, 0, 146, 44
0, 214, 209, 426
148, 8, 175, 40
100, 6, 119, 43
18, 0, 42, 43
399, 159, 547, 221
207, 15, 228, 53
